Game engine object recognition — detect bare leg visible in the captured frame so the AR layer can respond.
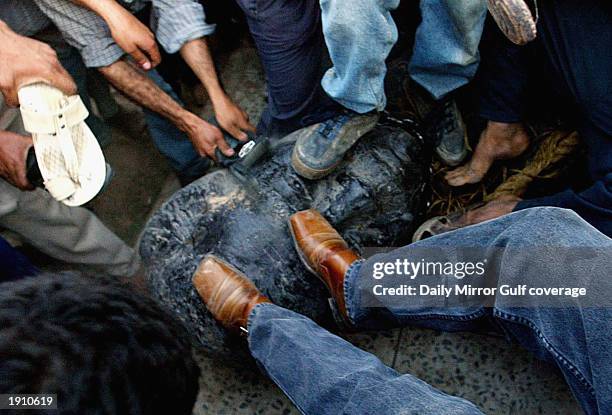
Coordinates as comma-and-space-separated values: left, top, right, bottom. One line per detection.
445, 121, 529, 186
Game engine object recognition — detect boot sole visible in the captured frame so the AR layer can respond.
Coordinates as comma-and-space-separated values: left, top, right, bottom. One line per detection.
487, 0, 537, 45
291, 146, 341, 180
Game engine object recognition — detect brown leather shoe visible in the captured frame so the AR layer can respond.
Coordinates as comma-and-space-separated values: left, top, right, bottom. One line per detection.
192, 255, 270, 334
289, 209, 360, 321
487, 0, 537, 45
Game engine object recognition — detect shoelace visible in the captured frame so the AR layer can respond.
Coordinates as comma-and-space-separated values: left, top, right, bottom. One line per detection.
317, 113, 351, 140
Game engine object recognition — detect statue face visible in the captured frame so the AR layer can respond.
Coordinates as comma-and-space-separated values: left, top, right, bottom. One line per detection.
141, 124, 429, 361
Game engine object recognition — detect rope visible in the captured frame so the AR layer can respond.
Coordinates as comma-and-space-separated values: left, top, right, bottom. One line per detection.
485, 130, 581, 202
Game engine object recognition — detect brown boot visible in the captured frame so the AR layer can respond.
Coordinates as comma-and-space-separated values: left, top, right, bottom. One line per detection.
192, 255, 270, 334
289, 209, 361, 321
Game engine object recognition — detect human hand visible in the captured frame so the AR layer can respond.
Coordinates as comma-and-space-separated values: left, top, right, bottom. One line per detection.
213, 95, 255, 141
183, 113, 235, 160
0, 21, 77, 106
0, 131, 33, 190
105, 5, 161, 70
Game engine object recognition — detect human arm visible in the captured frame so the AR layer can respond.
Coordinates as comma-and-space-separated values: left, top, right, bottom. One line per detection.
180, 39, 255, 140
67, 0, 161, 70
0, 20, 76, 106
98, 60, 234, 159
147, 0, 254, 139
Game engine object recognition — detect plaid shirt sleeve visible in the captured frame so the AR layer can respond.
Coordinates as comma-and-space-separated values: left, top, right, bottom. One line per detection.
150, 0, 216, 54
0, 0, 52, 37
32, 0, 125, 68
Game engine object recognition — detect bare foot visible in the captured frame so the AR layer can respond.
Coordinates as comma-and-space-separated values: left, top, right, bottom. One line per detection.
445, 122, 530, 187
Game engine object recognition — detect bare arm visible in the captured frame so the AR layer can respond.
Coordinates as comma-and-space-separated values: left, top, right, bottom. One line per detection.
98, 60, 234, 158
68, 0, 161, 70
0, 20, 76, 106
180, 38, 255, 140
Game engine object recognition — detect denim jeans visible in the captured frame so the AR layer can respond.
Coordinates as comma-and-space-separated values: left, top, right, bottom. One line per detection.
143, 70, 212, 185
320, 0, 399, 113
248, 208, 611, 414
408, 0, 487, 100
322, 0, 486, 108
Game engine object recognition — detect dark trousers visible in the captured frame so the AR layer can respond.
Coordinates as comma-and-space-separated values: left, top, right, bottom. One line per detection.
235, 0, 340, 138
479, 0, 612, 237
0, 237, 38, 282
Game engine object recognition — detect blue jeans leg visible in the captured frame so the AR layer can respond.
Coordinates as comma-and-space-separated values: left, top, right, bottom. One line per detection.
320, 0, 399, 114
409, 0, 487, 100
345, 207, 612, 415
248, 303, 483, 415
143, 70, 211, 185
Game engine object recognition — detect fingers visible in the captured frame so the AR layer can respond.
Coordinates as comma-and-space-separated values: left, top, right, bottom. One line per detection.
128, 47, 152, 71
46, 64, 78, 97
145, 41, 162, 68
238, 114, 256, 134
3, 89, 19, 107
11, 167, 32, 191
223, 111, 255, 141
225, 124, 248, 141
215, 133, 235, 157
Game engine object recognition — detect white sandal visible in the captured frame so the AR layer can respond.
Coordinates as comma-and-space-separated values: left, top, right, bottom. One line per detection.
18, 83, 107, 206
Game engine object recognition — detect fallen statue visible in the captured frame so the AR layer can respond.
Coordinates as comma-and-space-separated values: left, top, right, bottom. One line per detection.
140, 119, 430, 361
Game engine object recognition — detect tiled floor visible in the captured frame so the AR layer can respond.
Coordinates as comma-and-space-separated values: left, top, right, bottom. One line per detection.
88, 43, 580, 414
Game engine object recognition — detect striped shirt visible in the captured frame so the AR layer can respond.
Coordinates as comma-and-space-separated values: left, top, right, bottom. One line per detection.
27, 0, 216, 68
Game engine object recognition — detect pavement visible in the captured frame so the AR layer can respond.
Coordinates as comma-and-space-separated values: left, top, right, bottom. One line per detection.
52, 42, 581, 414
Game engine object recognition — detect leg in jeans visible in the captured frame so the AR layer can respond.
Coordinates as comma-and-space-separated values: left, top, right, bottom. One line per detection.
479, 0, 612, 237
235, 0, 340, 138
319, 0, 400, 113
409, 0, 487, 100
142, 69, 211, 185
248, 302, 483, 415
345, 207, 612, 414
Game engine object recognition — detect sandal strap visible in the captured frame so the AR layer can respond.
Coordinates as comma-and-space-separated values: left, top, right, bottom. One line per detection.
20, 96, 89, 136
44, 176, 77, 202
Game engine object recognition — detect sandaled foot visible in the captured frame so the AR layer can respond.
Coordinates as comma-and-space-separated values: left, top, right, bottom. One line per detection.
192, 255, 270, 334
487, 0, 537, 45
289, 209, 360, 320
412, 197, 520, 242
462, 195, 522, 225
445, 122, 529, 187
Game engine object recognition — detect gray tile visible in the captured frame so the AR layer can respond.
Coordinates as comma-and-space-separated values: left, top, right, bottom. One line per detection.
393, 327, 582, 414
192, 352, 299, 415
